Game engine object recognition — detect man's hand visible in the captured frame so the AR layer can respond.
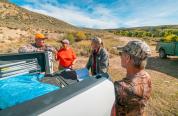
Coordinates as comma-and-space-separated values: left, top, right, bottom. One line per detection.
51, 47, 57, 54
72, 59, 77, 65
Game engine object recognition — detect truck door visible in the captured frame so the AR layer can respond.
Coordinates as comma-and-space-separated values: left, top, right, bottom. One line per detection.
175, 42, 178, 55
164, 42, 176, 55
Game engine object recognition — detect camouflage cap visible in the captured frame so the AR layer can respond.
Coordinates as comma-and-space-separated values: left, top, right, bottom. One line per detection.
118, 40, 151, 60
91, 37, 102, 44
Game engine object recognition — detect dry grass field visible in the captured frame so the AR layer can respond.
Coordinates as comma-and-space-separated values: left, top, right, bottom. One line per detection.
0, 1, 178, 115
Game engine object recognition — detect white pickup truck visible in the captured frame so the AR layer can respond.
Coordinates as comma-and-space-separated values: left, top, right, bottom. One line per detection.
0, 52, 115, 116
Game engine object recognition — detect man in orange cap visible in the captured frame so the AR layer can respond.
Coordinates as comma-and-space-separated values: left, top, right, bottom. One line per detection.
18, 33, 56, 53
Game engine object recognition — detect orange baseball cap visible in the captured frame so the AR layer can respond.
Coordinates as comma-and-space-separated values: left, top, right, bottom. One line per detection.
35, 33, 47, 40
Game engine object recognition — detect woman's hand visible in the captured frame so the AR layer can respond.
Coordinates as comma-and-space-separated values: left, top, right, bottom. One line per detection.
72, 59, 77, 65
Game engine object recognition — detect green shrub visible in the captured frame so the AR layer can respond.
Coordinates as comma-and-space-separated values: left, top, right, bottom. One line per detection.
76, 31, 86, 42
163, 34, 178, 42
66, 33, 75, 44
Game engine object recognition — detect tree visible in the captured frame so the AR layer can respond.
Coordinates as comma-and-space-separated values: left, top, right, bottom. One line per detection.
124, 31, 132, 37
164, 34, 177, 42
131, 31, 136, 37
66, 33, 75, 44
159, 31, 165, 37
76, 31, 86, 41
137, 31, 143, 37
146, 32, 152, 37
142, 32, 147, 37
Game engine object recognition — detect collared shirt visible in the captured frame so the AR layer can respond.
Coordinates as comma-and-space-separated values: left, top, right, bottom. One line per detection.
56, 47, 76, 68
92, 48, 100, 75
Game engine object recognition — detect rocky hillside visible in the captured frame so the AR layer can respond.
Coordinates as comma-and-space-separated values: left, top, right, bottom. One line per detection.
0, 0, 81, 53
0, 0, 111, 53
0, 0, 77, 33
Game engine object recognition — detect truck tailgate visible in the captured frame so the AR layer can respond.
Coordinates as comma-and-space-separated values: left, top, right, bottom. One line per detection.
40, 79, 115, 116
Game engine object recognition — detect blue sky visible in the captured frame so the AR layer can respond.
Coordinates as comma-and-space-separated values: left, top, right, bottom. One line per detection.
10, 0, 178, 29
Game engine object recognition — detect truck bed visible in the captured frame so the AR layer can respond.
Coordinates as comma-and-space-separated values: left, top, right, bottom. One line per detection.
0, 52, 115, 116
0, 77, 115, 116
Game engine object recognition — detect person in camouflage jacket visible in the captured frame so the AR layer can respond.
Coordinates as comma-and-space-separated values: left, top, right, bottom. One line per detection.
86, 37, 109, 75
18, 33, 56, 53
111, 40, 152, 116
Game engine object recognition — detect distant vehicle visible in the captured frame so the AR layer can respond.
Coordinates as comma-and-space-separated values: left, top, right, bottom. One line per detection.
156, 41, 178, 58
0, 52, 115, 116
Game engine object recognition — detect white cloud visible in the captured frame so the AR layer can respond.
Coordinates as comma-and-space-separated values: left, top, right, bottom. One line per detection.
22, 3, 121, 29
20, 0, 178, 29
119, 0, 178, 27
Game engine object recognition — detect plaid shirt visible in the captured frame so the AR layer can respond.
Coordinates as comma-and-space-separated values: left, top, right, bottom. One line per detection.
18, 43, 55, 53
113, 71, 152, 116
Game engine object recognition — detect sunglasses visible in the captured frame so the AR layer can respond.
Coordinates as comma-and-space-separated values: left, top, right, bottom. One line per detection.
119, 52, 123, 56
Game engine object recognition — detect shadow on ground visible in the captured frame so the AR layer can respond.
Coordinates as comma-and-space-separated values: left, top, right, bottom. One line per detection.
146, 56, 178, 79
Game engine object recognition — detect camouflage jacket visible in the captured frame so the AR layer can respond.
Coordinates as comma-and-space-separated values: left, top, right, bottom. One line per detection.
86, 47, 109, 75
113, 71, 152, 116
18, 43, 55, 53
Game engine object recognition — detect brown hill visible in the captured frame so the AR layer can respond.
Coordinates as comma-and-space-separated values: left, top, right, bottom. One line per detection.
0, 0, 109, 54
0, 0, 77, 33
